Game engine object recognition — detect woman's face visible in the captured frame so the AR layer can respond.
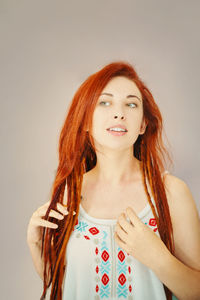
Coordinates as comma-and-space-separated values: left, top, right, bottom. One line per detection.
91, 76, 146, 152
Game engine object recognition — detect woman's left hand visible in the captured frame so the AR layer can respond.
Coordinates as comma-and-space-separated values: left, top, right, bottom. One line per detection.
114, 206, 168, 270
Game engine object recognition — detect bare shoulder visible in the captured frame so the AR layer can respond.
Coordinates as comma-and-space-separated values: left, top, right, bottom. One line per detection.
163, 173, 194, 203
163, 172, 200, 270
163, 172, 199, 221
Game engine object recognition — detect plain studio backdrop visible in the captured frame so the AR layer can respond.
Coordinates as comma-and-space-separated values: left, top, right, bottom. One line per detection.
0, 0, 199, 299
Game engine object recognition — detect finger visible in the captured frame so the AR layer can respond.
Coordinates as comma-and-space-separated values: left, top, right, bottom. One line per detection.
114, 231, 129, 253
49, 210, 65, 220
36, 208, 65, 220
57, 203, 69, 215
115, 223, 128, 243
125, 207, 141, 226
58, 203, 76, 216
32, 217, 58, 229
118, 213, 133, 232
56, 204, 76, 216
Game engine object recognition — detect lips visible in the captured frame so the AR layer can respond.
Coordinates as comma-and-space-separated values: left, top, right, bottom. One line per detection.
106, 124, 128, 131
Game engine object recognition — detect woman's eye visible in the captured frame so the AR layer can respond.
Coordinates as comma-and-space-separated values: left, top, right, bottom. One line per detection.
99, 101, 137, 108
128, 103, 137, 108
99, 101, 109, 106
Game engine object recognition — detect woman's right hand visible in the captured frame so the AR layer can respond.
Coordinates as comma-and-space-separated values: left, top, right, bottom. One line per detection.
27, 201, 69, 245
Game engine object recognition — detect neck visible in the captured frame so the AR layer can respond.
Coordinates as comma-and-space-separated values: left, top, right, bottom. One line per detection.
90, 149, 141, 186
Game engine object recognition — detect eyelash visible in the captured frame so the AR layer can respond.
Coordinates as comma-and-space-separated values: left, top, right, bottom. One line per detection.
99, 101, 137, 108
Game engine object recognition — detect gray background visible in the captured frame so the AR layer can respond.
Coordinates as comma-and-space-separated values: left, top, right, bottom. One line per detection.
0, 0, 199, 299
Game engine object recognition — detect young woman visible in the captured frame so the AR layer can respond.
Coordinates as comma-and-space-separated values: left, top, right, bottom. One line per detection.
27, 61, 200, 300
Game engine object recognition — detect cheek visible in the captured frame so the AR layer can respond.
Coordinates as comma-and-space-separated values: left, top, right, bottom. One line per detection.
92, 109, 107, 128
91, 111, 107, 137
129, 120, 143, 134
129, 111, 144, 129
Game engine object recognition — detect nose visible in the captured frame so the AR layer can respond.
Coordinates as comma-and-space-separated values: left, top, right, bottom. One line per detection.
113, 104, 126, 120
114, 115, 125, 119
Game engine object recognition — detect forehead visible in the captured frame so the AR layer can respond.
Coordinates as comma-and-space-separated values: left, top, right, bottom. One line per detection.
100, 76, 142, 99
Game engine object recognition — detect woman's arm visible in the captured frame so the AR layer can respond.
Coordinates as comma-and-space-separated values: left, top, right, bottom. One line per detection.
152, 174, 200, 300
152, 244, 200, 300
27, 201, 68, 283
27, 240, 45, 281
27, 240, 52, 284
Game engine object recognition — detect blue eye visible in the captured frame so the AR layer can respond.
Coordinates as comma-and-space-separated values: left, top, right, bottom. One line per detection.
99, 101, 137, 108
128, 103, 137, 108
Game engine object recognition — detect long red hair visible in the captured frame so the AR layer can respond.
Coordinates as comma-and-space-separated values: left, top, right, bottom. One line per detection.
40, 61, 175, 300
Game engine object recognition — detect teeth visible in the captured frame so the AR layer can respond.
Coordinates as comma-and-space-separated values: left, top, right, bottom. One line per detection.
109, 128, 126, 132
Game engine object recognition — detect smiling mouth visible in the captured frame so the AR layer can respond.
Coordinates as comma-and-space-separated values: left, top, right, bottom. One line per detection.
106, 129, 128, 136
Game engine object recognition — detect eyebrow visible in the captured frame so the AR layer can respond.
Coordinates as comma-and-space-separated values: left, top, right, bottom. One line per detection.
99, 92, 141, 102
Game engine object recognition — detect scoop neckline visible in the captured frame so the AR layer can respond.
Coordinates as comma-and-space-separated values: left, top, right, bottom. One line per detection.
79, 196, 152, 225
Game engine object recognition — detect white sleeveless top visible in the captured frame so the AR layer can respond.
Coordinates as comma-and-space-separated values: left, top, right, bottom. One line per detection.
62, 170, 177, 300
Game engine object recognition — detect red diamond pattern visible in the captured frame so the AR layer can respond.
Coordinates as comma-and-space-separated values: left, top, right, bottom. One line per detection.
95, 285, 99, 292
101, 250, 109, 262
89, 227, 99, 235
102, 273, 109, 285
118, 250, 125, 262
149, 218, 157, 226
96, 265, 99, 274
118, 273, 126, 286
73, 213, 162, 297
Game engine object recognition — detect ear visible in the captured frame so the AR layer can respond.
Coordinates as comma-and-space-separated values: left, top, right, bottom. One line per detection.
139, 118, 147, 135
